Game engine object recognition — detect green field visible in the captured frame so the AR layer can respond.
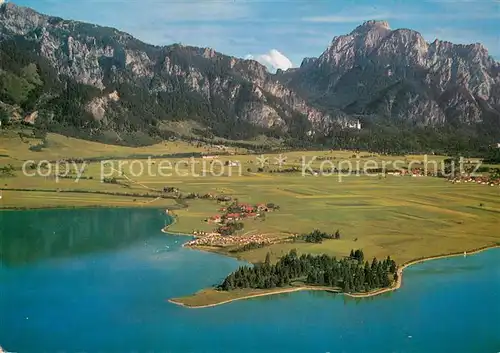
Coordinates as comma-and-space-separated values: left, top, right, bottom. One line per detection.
2, 131, 500, 307
0, 130, 247, 161
2, 131, 500, 268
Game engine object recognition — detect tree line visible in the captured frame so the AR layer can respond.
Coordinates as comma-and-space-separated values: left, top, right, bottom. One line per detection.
301, 229, 341, 243
219, 249, 397, 293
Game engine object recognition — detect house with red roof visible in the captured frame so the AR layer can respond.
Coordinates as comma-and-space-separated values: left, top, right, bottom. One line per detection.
208, 215, 222, 223
242, 205, 254, 213
226, 213, 241, 221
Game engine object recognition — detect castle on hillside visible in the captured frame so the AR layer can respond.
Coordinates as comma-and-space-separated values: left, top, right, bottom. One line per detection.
346, 120, 362, 130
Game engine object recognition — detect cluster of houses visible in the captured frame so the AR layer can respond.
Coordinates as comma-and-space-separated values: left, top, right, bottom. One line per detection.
163, 186, 180, 193
387, 168, 434, 177
448, 175, 500, 186
200, 155, 240, 167
192, 231, 216, 237
202, 155, 219, 160
202, 202, 280, 236
185, 233, 272, 248
206, 203, 272, 224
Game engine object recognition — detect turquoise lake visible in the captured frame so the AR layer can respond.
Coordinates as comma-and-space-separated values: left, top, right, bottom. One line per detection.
0, 208, 499, 353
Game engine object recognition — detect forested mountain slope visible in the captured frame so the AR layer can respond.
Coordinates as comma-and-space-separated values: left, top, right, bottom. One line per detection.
1, 3, 499, 152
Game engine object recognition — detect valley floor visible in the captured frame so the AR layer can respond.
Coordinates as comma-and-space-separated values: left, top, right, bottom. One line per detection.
1, 132, 500, 292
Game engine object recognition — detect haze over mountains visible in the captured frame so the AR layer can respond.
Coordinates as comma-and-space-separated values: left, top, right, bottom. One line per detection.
0, 2, 499, 150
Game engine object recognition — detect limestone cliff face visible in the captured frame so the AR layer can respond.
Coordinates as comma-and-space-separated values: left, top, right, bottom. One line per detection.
0, 2, 341, 136
85, 91, 120, 122
1, 4, 499, 142
283, 20, 500, 127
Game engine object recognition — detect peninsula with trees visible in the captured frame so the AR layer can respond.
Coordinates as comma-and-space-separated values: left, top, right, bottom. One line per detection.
220, 249, 396, 292
170, 248, 399, 308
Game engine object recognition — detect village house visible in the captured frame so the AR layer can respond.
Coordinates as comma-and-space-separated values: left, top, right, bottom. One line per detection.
387, 171, 402, 176
256, 203, 268, 212
207, 215, 222, 224
238, 203, 255, 213
225, 213, 241, 221
225, 160, 240, 167
449, 175, 500, 186
202, 155, 219, 160
217, 195, 232, 202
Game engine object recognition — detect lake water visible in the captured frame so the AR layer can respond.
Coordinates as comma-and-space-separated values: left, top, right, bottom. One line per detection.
0, 208, 499, 353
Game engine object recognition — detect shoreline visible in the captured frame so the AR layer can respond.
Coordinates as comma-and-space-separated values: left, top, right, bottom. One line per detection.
168, 286, 340, 309
161, 228, 194, 237
169, 243, 500, 308
347, 244, 500, 298
160, 213, 199, 238
0, 204, 127, 211
5, 206, 499, 307
0, 203, 188, 212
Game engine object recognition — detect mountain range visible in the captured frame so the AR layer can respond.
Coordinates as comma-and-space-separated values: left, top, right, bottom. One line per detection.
1, 2, 499, 152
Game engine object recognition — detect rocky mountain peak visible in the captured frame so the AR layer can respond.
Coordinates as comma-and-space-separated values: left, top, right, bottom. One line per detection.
0, 1, 47, 35
375, 28, 429, 65
0, 3, 499, 147
202, 47, 217, 59
353, 20, 391, 33
300, 57, 317, 68
317, 19, 392, 71
285, 20, 499, 131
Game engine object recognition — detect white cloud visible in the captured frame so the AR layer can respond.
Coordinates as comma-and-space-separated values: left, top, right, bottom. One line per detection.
248, 49, 294, 72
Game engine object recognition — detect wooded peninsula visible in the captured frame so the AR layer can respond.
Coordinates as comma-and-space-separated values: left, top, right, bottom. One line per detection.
219, 249, 397, 293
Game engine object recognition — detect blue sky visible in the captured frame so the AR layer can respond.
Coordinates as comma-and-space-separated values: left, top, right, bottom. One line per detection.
12, 0, 500, 70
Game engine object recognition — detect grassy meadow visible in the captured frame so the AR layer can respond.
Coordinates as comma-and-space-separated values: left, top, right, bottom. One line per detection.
1, 131, 500, 268
0, 129, 247, 161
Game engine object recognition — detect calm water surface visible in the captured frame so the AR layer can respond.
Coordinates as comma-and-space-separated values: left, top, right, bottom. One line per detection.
0, 208, 499, 353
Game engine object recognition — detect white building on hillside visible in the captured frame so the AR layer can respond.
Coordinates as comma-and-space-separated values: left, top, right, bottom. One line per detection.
346, 120, 362, 130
